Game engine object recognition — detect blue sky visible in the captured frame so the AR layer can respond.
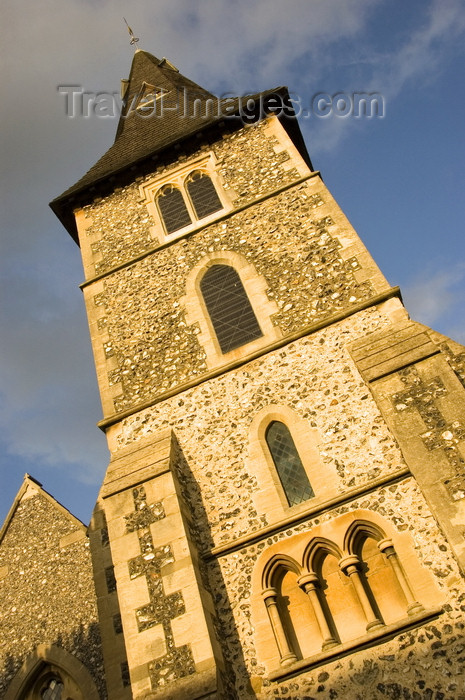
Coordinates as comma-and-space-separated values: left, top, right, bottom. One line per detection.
1, 0, 464, 525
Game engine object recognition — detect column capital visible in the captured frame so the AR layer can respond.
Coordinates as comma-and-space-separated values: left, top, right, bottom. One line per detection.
378, 538, 394, 554
339, 554, 360, 573
297, 572, 319, 590
261, 587, 278, 602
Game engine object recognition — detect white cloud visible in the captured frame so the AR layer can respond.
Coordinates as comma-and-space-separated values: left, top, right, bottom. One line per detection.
403, 264, 465, 341
366, 0, 465, 99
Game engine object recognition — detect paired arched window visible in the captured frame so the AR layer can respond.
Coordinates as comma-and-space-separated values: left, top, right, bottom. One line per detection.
265, 421, 314, 506
200, 264, 263, 353
157, 185, 191, 234
156, 170, 223, 234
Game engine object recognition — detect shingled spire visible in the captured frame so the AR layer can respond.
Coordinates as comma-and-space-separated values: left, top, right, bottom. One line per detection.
51, 49, 309, 242
53, 50, 217, 203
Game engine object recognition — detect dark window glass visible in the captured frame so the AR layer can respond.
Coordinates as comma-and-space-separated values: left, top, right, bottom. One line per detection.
41, 678, 63, 700
266, 421, 314, 506
186, 171, 223, 220
157, 185, 191, 234
200, 264, 263, 353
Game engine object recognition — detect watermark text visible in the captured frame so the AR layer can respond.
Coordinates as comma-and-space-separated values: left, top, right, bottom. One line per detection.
57, 85, 385, 121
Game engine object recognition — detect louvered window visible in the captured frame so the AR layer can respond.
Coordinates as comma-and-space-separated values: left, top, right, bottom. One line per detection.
200, 264, 263, 353
266, 421, 314, 506
157, 184, 192, 234
186, 171, 223, 220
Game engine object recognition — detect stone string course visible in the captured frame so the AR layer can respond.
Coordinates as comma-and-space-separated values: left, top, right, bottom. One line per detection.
84, 121, 298, 277
209, 478, 465, 699
82, 118, 386, 416
0, 492, 106, 698
94, 187, 375, 414
116, 308, 396, 551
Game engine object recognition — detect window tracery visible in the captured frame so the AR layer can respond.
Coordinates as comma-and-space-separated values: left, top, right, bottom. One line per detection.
140, 155, 230, 244
155, 168, 224, 235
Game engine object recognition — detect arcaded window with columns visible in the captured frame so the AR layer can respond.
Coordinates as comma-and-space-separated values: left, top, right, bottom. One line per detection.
253, 513, 434, 672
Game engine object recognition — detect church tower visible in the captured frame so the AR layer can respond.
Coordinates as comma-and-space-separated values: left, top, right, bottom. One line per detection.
49, 48, 465, 699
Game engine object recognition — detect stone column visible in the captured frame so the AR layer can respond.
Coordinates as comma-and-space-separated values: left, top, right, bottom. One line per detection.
339, 555, 384, 631
262, 588, 297, 667
378, 539, 424, 615
298, 573, 339, 650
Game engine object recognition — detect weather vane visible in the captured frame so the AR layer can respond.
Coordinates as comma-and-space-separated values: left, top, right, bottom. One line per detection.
124, 18, 140, 49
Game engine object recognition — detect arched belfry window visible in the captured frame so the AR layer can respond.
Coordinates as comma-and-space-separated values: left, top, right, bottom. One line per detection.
265, 421, 314, 506
156, 184, 192, 234
186, 171, 223, 220
200, 264, 263, 353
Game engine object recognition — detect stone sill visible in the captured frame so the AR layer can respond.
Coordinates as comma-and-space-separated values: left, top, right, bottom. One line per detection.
268, 606, 443, 682
80, 172, 322, 289
98, 286, 400, 431
207, 467, 410, 560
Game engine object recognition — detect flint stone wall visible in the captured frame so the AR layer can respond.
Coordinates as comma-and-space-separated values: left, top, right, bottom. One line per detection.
0, 492, 106, 698
81, 120, 300, 278
112, 307, 402, 551
79, 119, 388, 417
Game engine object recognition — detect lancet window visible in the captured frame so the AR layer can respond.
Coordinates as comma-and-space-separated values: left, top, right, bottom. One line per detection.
265, 421, 314, 506
200, 264, 263, 353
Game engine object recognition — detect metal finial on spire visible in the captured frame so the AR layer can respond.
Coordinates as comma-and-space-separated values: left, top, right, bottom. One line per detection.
123, 18, 140, 49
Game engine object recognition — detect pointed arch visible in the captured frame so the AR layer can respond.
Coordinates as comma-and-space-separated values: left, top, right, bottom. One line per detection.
343, 519, 387, 557
261, 553, 302, 590
4, 644, 100, 700
302, 536, 342, 574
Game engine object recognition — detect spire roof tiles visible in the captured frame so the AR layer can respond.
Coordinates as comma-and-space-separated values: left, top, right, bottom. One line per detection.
50, 49, 309, 241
